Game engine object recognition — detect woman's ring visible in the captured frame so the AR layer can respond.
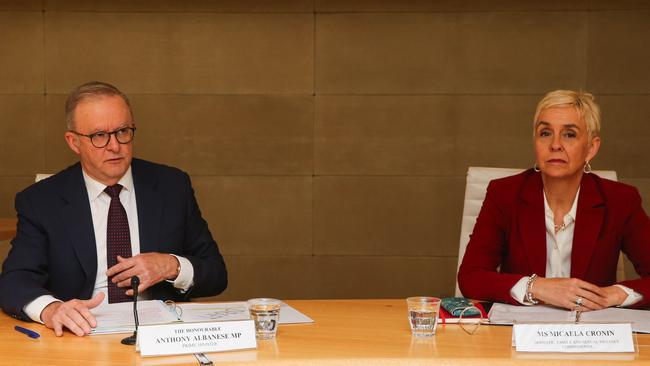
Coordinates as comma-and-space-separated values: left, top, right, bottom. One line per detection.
575, 297, 583, 306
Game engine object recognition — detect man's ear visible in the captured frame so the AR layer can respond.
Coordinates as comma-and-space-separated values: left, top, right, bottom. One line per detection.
64, 131, 81, 155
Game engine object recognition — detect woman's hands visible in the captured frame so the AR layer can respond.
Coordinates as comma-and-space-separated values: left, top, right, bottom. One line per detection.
530, 277, 627, 311
601, 285, 629, 308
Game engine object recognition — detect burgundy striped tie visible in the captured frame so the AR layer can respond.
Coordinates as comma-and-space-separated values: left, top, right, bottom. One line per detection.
105, 184, 133, 303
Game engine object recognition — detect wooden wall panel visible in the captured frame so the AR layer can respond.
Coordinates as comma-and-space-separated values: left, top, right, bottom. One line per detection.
0, 1, 649, 300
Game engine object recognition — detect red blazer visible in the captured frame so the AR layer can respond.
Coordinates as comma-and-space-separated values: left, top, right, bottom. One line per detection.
458, 169, 650, 308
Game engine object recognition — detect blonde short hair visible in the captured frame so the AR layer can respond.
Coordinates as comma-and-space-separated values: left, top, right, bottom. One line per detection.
533, 90, 601, 139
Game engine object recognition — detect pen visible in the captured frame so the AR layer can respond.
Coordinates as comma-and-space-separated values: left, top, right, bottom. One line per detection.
15, 326, 40, 339
574, 310, 582, 324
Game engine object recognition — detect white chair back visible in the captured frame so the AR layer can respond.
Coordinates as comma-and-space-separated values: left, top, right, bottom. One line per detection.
455, 167, 620, 296
36, 174, 53, 182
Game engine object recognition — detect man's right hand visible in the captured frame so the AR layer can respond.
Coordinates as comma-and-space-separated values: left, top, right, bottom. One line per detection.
40, 292, 105, 337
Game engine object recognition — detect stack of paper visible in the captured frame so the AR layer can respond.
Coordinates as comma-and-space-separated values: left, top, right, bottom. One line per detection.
175, 302, 313, 324
488, 303, 650, 333
91, 300, 180, 334
90, 300, 313, 335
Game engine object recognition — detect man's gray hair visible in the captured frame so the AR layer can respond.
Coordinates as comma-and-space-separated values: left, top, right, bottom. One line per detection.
65, 81, 133, 130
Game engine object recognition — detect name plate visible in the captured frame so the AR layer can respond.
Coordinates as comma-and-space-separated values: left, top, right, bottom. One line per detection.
513, 323, 634, 353
138, 320, 257, 357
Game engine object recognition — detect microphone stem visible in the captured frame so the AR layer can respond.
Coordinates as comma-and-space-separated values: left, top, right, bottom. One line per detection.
133, 277, 140, 331
122, 276, 140, 345
133, 295, 139, 330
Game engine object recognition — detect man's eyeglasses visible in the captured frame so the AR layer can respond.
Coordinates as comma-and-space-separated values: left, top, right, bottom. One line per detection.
69, 127, 136, 148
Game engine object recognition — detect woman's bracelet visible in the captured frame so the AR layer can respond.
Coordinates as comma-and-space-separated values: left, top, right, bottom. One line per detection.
525, 274, 539, 305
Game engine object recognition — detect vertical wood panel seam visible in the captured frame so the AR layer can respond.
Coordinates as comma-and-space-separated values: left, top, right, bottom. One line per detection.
311, 0, 316, 260
585, 8, 591, 91
41, 5, 47, 171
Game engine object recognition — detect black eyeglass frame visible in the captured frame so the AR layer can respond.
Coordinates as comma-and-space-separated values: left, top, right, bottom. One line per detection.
69, 127, 137, 148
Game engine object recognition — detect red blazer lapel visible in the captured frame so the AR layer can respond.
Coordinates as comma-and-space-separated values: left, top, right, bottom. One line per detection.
571, 175, 605, 279
517, 172, 547, 276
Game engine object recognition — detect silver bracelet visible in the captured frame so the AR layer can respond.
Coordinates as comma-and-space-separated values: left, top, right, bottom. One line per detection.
525, 274, 539, 305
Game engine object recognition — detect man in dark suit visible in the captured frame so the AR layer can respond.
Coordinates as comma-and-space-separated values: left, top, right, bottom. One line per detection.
0, 81, 227, 336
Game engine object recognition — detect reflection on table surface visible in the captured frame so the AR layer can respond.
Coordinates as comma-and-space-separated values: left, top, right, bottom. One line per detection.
0, 299, 649, 365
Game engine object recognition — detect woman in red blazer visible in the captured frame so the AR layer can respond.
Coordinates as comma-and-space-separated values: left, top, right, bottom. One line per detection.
458, 90, 650, 310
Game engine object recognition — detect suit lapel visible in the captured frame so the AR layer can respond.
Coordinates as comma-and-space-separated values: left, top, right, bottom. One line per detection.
132, 159, 162, 253
517, 172, 547, 276
571, 175, 605, 278
59, 164, 97, 285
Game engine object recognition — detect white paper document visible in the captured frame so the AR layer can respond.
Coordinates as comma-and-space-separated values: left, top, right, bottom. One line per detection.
91, 300, 313, 334
91, 300, 181, 334
279, 302, 314, 324
177, 301, 314, 324
179, 302, 250, 323
489, 303, 650, 333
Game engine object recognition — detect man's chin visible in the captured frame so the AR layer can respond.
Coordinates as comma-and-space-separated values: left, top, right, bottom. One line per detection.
101, 164, 130, 180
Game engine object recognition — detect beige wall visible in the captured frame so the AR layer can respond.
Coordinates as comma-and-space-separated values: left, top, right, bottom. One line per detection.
1, 1, 649, 301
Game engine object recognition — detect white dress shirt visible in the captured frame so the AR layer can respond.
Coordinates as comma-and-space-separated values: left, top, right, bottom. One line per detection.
510, 189, 643, 306
24, 167, 194, 323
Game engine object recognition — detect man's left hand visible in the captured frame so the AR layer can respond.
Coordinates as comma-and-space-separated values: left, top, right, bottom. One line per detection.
107, 253, 180, 296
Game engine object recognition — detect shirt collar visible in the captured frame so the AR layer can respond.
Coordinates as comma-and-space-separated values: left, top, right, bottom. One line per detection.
543, 187, 580, 223
82, 166, 134, 201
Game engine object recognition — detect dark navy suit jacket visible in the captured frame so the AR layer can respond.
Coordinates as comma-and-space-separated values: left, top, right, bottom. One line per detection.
0, 158, 227, 320
458, 169, 650, 308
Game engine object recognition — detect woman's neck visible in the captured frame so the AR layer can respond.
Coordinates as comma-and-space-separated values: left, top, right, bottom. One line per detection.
541, 173, 582, 215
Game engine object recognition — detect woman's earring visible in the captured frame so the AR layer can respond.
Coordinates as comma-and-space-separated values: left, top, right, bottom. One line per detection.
533, 163, 540, 172
583, 161, 592, 174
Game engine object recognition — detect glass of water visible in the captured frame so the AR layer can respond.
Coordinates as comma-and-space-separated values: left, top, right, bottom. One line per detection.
406, 296, 441, 336
247, 298, 282, 340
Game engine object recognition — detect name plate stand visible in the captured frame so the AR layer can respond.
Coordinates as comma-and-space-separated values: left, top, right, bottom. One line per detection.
137, 320, 257, 357
513, 322, 636, 353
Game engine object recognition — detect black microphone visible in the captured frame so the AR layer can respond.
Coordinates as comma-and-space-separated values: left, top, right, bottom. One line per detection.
121, 276, 140, 345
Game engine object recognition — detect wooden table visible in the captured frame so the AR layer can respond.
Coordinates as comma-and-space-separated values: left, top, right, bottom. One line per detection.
0, 218, 16, 241
0, 299, 648, 365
